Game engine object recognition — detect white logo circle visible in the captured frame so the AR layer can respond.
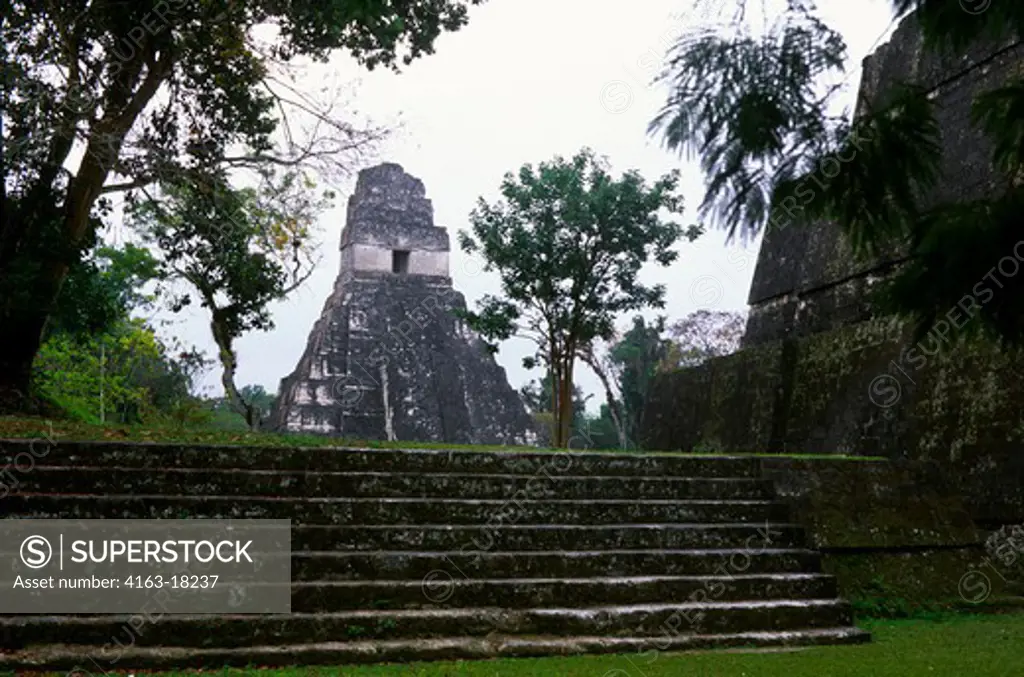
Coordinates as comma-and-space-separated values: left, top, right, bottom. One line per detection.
20, 535, 53, 569
599, 80, 634, 114
689, 275, 725, 307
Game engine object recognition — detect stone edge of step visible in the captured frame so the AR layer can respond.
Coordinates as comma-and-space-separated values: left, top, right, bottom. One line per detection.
0, 627, 872, 669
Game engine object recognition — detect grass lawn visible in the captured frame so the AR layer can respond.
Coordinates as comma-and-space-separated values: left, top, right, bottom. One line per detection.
36, 614, 1023, 676
0, 415, 885, 460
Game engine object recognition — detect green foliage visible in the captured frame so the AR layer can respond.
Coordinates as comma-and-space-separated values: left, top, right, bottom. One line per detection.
49, 244, 166, 339
607, 316, 671, 446
880, 189, 1024, 345
130, 168, 330, 335
239, 385, 277, 415
164, 398, 215, 429
459, 148, 698, 446
459, 148, 692, 353
773, 86, 943, 257
261, 0, 484, 69
653, 0, 1024, 345
519, 372, 591, 445
201, 387, 277, 432
1, 0, 483, 406
875, 81, 1024, 345
577, 404, 626, 450
971, 82, 1024, 178
33, 322, 162, 424
519, 373, 589, 416
129, 168, 329, 429
649, 2, 847, 239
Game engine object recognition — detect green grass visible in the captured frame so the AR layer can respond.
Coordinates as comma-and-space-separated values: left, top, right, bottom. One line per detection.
0, 415, 885, 459
40, 614, 1023, 676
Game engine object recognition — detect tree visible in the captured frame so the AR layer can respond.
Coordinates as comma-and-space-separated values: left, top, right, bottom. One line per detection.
459, 148, 701, 447
578, 315, 673, 450
662, 309, 746, 370
519, 371, 590, 447
650, 0, 1024, 344
128, 167, 329, 430
122, 340, 210, 424
1, 0, 483, 411
581, 404, 628, 451
611, 316, 672, 447
577, 340, 629, 450
239, 384, 277, 424
33, 318, 176, 424
28, 238, 201, 423
48, 243, 165, 339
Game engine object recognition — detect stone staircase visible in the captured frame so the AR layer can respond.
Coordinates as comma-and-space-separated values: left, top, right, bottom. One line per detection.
0, 440, 869, 670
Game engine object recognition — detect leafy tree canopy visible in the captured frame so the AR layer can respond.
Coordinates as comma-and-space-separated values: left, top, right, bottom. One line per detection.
459, 148, 701, 446
49, 243, 165, 338
128, 166, 331, 429
662, 309, 746, 370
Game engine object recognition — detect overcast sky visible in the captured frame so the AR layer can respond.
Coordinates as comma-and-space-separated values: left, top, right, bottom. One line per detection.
153, 0, 899, 412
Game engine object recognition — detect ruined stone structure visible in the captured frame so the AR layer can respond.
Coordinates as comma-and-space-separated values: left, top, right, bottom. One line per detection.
643, 14, 1024, 527
269, 163, 535, 445
0, 438, 870, 669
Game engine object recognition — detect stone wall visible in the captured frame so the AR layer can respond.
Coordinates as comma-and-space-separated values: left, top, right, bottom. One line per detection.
641, 317, 1024, 527
744, 15, 1023, 346
757, 457, 1019, 611
340, 244, 449, 277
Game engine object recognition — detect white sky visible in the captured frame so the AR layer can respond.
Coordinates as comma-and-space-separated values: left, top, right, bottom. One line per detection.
153, 0, 899, 412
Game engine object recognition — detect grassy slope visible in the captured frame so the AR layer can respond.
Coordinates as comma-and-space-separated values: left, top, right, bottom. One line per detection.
0, 416, 884, 460
51, 615, 1023, 676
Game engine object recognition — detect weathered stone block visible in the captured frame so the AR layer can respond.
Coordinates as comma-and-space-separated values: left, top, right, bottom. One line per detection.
759, 458, 979, 549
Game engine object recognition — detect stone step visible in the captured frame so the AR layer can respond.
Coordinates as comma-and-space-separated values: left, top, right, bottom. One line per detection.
1, 600, 853, 648
0, 440, 762, 477
0, 494, 793, 525
0, 523, 804, 556
0, 574, 839, 613
11, 467, 774, 500
287, 573, 839, 610
0, 572, 835, 613
284, 523, 805, 552
289, 549, 822, 580
0, 627, 872, 671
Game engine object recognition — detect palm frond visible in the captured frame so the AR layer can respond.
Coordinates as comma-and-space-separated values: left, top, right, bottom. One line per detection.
649, 8, 847, 238
972, 81, 1024, 177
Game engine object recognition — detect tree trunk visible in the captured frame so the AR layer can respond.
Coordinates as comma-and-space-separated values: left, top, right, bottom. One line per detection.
0, 48, 171, 413
580, 348, 629, 450
549, 346, 563, 447
210, 310, 259, 431
0, 308, 50, 413
557, 355, 574, 448
0, 214, 73, 413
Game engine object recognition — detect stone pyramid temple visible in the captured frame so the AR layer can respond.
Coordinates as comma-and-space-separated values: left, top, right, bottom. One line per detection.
269, 163, 535, 445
